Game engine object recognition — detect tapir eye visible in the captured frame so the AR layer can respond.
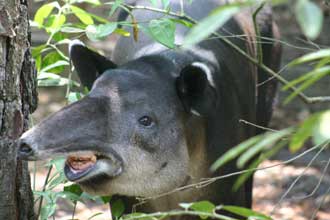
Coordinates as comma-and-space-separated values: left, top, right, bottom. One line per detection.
138, 116, 154, 127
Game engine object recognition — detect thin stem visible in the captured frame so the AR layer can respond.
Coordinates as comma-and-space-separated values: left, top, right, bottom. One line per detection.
134, 141, 327, 208
118, 3, 330, 104
122, 210, 239, 220
252, 2, 265, 64
270, 141, 330, 215
37, 165, 53, 219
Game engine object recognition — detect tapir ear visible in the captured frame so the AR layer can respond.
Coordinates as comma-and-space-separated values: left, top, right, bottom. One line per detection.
69, 40, 117, 89
176, 62, 217, 117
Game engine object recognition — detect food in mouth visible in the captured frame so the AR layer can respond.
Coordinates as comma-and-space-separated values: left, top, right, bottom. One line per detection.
65, 152, 97, 181
66, 154, 97, 172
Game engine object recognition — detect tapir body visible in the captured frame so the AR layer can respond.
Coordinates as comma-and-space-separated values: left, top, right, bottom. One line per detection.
19, 0, 281, 218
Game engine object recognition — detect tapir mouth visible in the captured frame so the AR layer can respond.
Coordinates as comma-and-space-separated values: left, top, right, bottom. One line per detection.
65, 152, 97, 181
64, 151, 123, 182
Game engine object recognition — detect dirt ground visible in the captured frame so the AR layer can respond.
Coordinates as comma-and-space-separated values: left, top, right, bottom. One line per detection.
27, 2, 330, 220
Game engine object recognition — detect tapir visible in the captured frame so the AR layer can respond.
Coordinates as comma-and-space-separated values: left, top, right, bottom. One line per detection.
18, 0, 281, 218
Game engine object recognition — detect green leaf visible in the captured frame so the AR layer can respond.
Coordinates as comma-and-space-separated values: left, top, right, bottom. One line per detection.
237, 128, 293, 168
210, 134, 263, 171
182, 3, 242, 48
71, 5, 94, 25
111, 198, 125, 218
162, 0, 170, 9
40, 202, 57, 220
288, 49, 330, 67
47, 172, 67, 189
170, 18, 194, 28
86, 23, 117, 41
34, 2, 59, 27
46, 14, 66, 30
61, 26, 85, 33
101, 196, 112, 204
222, 206, 271, 220
190, 201, 215, 219
284, 66, 330, 104
32, 44, 48, 58
67, 92, 83, 104
233, 140, 286, 191
290, 113, 321, 152
312, 111, 330, 145
148, 18, 176, 49
41, 51, 64, 74
56, 191, 83, 202
38, 77, 76, 87
40, 60, 69, 74
282, 66, 330, 91
109, 0, 123, 17
64, 184, 83, 196
295, 0, 323, 40
121, 212, 157, 220
72, 0, 101, 5
49, 157, 66, 171
149, 0, 158, 6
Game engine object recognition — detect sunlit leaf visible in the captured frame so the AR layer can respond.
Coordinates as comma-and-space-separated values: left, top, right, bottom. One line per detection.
71, 5, 94, 25
312, 111, 330, 145
284, 66, 330, 104
237, 128, 293, 168
86, 23, 117, 41
61, 26, 85, 33
40, 202, 56, 220
40, 60, 69, 73
210, 134, 263, 171
288, 49, 330, 67
148, 18, 176, 49
295, 0, 323, 39
233, 140, 286, 191
222, 206, 271, 220
290, 113, 321, 152
109, 0, 123, 16
190, 201, 215, 219
34, 2, 59, 27
67, 92, 83, 104
182, 3, 242, 48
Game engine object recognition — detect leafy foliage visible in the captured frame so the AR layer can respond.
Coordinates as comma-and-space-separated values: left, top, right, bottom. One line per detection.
30, 0, 329, 219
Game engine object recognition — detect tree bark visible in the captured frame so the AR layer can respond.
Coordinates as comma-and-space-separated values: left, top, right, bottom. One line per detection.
0, 0, 37, 219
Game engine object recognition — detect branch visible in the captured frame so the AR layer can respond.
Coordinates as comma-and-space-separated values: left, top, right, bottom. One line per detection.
133, 141, 329, 208
121, 210, 239, 220
119, 3, 330, 104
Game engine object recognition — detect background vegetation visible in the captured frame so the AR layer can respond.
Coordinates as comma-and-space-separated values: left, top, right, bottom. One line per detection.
27, 0, 330, 219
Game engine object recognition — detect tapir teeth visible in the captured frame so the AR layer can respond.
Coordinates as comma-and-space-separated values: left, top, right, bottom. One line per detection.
66, 152, 97, 171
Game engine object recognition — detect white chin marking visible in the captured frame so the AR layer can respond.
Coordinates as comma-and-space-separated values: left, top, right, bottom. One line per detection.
69, 39, 85, 54
191, 62, 216, 88
191, 109, 201, 116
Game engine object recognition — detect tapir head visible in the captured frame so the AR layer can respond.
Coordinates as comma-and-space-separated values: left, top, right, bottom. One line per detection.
18, 40, 217, 197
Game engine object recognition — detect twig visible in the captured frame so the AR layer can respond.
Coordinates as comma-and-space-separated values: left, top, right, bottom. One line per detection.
270, 141, 330, 216
252, 2, 265, 64
118, 3, 330, 104
239, 119, 278, 132
290, 155, 330, 201
310, 183, 330, 220
121, 210, 239, 220
133, 142, 326, 208
37, 165, 53, 219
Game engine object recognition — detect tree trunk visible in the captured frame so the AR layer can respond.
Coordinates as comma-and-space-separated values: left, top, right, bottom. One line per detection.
0, 0, 37, 219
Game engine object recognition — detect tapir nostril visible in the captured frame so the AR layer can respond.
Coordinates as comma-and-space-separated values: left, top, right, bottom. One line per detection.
18, 141, 33, 156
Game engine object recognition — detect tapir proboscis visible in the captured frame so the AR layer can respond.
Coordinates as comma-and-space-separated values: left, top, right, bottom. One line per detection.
18, 0, 281, 218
